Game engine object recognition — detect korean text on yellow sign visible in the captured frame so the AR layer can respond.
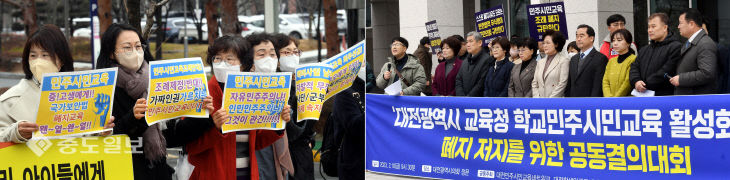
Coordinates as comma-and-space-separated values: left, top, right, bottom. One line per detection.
0, 135, 134, 179
295, 63, 333, 122
36, 68, 117, 138
146, 58, 210, 125
221, 72, 292, 132
323, 40, 365, 100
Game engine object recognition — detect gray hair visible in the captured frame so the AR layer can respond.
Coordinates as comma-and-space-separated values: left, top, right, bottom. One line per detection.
466, 31, 483, 41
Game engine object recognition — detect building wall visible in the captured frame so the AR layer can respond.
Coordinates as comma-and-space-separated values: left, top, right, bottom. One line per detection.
563, 0, 634, 49
370, 0, 401, 75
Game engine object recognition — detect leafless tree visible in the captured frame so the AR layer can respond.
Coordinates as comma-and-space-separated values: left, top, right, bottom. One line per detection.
323, 0, 338, 57
141, 0, 170, 40
0, 0, 38, 36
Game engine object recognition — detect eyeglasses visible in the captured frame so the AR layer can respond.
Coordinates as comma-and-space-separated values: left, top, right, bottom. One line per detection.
118, 44, 146, 54
213, 56, 241, 65
390, 43, 404, 48
280, 49, 302, 57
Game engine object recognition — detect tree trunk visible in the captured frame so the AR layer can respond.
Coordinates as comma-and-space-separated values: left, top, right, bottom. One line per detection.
205, 0, 220, 45
220, 0, 238, 36
323, 0, 338, 57
185, 0, 203, 43
22, 0, 38, 36
287, 0, 295, 14
154, 4, 162, 59
126, 0, 142, 31
98, 0, 112, 36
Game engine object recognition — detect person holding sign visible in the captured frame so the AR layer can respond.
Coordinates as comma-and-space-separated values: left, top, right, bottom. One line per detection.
186, 34, 292, 180
0, 25, 115, 143
414, 37, 433, 95
95, 24, 215, 180
272, 33, 301, 73
532, 30, 570, 98
272, 33, 316, 180
376, 37, 427, 96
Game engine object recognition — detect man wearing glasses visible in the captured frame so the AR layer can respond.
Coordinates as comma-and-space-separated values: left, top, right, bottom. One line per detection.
376, 37, 427, 96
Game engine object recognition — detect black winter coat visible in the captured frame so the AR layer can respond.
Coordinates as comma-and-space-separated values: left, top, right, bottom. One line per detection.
629, 32, 683, 96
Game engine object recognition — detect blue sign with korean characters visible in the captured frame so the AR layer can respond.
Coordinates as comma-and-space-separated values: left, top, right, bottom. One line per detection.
425, 20, 442, 55
527, 2, 569, 41
475, 5, 507, 46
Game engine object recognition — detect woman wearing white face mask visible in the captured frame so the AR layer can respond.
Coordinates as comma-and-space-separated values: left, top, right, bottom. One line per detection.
272, 33, 316, 179
0, 25, 114, 143
95, 24, 216, 180
272, 33, 301, 73
243, 32, 296, 180
185, 34, 293, 180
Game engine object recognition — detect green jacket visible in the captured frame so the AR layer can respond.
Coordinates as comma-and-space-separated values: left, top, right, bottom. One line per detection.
376, 54, 427, 95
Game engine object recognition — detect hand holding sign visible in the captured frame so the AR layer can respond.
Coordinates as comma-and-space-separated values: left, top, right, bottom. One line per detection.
281, 105, 291, 123
146, 58, 210, 125
100, 116, 116, 136
212, 108, 229, 129
35, 68, 118, 138
221, 72, 292, 132
18, 121, 39, 140
133, 98, 147, 120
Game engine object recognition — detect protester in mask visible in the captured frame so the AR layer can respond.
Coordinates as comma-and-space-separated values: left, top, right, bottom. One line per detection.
186, 34, 293, 180
246, 32, 293, 179
0, 25, 115, 143
271, 33, 316, 180
95, 23, 216, 180
271, 33, 301, 72
566, 41, 579, 58
509, 37, 521, 64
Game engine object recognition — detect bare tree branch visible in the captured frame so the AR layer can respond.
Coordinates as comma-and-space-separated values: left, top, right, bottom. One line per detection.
141, 0, 169, 40
0, 0, 21, 8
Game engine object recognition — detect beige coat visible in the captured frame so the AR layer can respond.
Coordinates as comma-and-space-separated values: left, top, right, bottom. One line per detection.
0, 79, 40, 143
532, 52, 570, 97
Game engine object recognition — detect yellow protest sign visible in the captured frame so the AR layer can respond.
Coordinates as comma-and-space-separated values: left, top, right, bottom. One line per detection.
35, 68, 117, 138
323, 40, 365, 100
295, 63, 333, 122
0, 135, 134, 179
146, 58, 210, 125
221, 72, 292, 132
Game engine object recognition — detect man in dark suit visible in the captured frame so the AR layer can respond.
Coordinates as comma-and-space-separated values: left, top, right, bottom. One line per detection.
455, 31, 495, 96
671, 8, 718, 95
566, 24, 608, 97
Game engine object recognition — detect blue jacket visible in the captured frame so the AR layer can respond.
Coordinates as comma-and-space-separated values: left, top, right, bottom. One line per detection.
483, 59, 514, 97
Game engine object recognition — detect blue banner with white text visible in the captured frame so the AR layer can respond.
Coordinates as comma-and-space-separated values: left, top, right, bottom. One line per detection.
366, 94, 730, 179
